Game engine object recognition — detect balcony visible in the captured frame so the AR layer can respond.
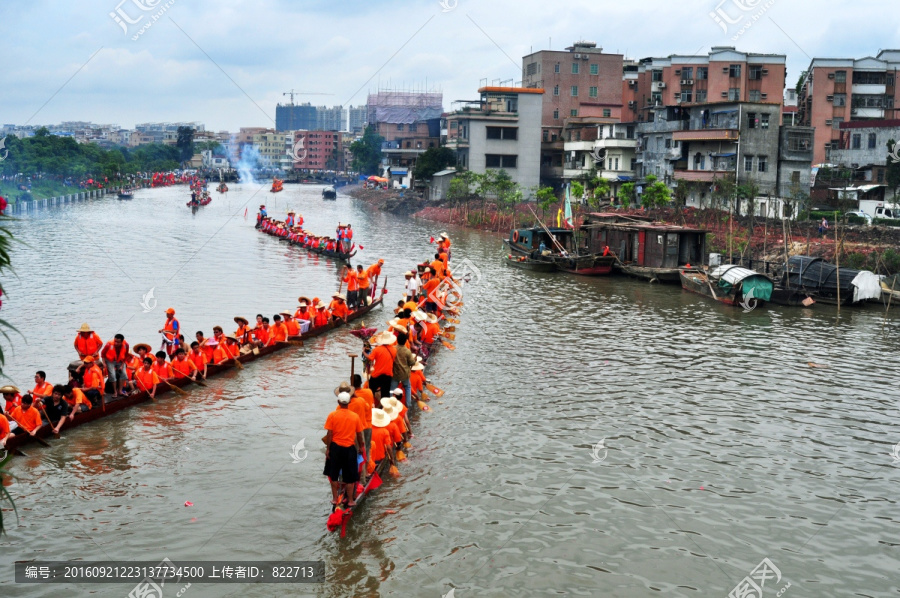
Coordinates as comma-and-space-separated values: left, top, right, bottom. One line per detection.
596, 137, 637, 149
673, 169, 728, 182
852, 107, 885, 119
851, 84, 887, 95
673, 129, 739, 142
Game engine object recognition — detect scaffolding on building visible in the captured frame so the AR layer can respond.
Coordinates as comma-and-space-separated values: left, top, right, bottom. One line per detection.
366, 88, 444, 124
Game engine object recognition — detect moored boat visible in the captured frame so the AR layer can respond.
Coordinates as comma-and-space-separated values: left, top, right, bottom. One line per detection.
117, 188, 134, 199
322, 186, 337, 200
775, 256, 882, 306
680, 265, 773, 308
505, 226, 613, 276
503, 254, 556, 272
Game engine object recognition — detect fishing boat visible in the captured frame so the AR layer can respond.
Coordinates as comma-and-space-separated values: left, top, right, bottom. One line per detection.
680, 265, 774, 308
117, 188, 134, 199
502, 254, 556, 272
880, 274, 900, 306
505, 227, 614, 276
4, 296, 385, 455
322, 186, 337, 200
216, 183, 228, 193
774, 256, 882, 306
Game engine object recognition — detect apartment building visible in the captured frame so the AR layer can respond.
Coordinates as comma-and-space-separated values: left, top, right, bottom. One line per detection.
291, 130, 344, 171
798, 49, 900, 165
252, 131, 292, 170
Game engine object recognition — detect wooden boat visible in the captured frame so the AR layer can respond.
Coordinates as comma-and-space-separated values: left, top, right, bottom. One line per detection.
776, 256, 882, 306
297, 242, 356, 262
503, 254, 556, 272
680, 265, 774, 308
505, 227, 613, 276
271, 178, 284, 193
322, 186, 337, 200
117, 189, 134, 199
216, 183, 228, 193
4, 297, 385, 455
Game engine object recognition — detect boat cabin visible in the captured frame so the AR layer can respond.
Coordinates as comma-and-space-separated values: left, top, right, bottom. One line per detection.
581, 213, 707, 269
508, 227, 575, 253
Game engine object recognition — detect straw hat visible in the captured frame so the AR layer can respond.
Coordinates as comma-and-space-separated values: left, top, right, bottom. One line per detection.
287, 210, 294, 214
439, 232, 448, 239
389, 322, 408, 334
333, 381, 352, 396
371, 408, 390, 428
0, 385, 20, 394
224, 334, 238, 342
426, 313, 439, 324
372, 331, 394, 346
412, 310, 428, 321
332, 292, 346, 300
77, 323, 92, 333
134, 343, 152, 354
381, 403, 399, 421
234, 316, 249, 325
404, 271, 413, 277
297, 301, 309, 308
411, 363, 424, 371
298, 296, 311, 305
316, 300, 327, 309
280, 311, 293, 318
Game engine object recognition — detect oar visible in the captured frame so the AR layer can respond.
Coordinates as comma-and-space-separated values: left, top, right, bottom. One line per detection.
32, 431, 52, 448
38, 404, 60, 438
349, 354, 357, 380
440, 340, 456, 351
162, 380, 189, 396
425, 382, 445, 397
441, 332, 456, 341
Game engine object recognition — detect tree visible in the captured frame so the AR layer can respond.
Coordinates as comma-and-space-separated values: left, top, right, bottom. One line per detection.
413, 147, 456, 181
349, 126, 384, 175
640, 175, 671, 209
587, 177, 610, 209
536, 186, 557, 214
619, 182, 636, 209
176, 126, 195, 163
447, 177, 469, 202
796, 71, 808, 95
571, 181, 585, 203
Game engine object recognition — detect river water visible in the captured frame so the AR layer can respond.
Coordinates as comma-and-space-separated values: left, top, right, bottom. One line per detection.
1, 184, 899, 597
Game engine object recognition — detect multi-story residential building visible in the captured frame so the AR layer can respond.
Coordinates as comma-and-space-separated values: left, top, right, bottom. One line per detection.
276, 104, 317, 132
783, 88, 799, 126
522, 41, 624, 185
252, 131, 291, 170
316, 106, 344, 132
622, 47, 787, 124
563, 122, 638, 200
825, 120, 900, 203
798, 49, 900, 165
635, 101, 814, 217
348, 106, 368, 133
291, 130, 344, 171
367, 90, 443, 143
444, 86, 544, 192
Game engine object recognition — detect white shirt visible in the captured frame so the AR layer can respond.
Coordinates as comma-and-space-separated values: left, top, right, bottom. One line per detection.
406, 277, 420, 295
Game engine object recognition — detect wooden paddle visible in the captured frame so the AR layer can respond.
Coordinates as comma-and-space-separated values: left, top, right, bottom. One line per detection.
425, 382, 445, 397
440, 340, 456, 351
38, 403, 60, 438
416, 399, 430, 411
441, 332, 456, 341
163, 380, 189, 396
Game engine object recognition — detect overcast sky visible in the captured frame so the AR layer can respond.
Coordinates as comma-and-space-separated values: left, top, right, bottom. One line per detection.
2, 0, 898, 131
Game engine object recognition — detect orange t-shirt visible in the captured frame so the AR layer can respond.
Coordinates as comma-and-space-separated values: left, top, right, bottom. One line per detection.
370, 426, 392, 461
368, 346, 394, 378
135, 367, 160, 392
70, 388, 92, 410
422, 322, 439, 344
199, 342, 215, 362
354, 388, 374, 427
213, 342, 239, 364
348, 396, 370, 430
357, 272, 370, 289
410, 370, 425, 394
324, 408, 363, 448
330, 302, 349, 319
343, 271, 360, 291
270, 322, 288, 343
422, 277, 441, 299
430, 260, 445, 279
188, 350, 207, 371
0, 415, 9, 440
171, 357, 197, 378
254, 326, 270, 345
284, 319, 301, 336
387, 418, 403, 443
83, 365, 105, 392
10, 405, 42, 432
32, 381, 54, 399
127, 355, 144, 380
294, 308, 312, 321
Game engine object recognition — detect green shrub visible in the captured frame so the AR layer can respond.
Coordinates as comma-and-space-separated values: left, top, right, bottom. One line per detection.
873, 217, 900, 227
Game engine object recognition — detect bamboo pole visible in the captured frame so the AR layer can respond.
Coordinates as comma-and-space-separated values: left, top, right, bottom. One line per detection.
835, 212, 841, 316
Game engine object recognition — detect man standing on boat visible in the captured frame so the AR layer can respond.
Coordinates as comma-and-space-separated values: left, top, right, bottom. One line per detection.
74, 323, 103, 361
342, 267, 359, 310
323, 391, 365, 507
101, 334, 130, 397
159, 308, 180, 357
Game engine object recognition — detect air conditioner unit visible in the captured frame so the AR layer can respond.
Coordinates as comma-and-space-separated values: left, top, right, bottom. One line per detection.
675, 69, 681, 75
723, 67, 730, 73
721, 91, 729, 98
628, 101, 636, 107
628, 80, 636, 87
761, 69, 769, 75
761, 93, 768, 99
826, 95, 834, 102
659, 82, 666, 88
574, 53, 581, 59
681, 79, 694, 86
828, 73, 835, 79
825, 119, 833, 125
582, 55, 589, 60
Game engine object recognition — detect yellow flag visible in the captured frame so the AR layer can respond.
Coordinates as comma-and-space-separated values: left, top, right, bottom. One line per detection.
557, 208, 562, 228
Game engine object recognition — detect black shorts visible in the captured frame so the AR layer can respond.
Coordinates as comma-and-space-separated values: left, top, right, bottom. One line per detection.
326, 442, 359, 484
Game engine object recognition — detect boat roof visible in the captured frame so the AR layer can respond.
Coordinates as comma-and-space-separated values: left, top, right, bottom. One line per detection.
711, 265, 764, 284
516, 226, 572, 234
582, 217, 707, 234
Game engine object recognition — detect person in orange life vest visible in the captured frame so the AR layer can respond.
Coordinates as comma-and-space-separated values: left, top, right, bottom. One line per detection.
369, 408, 395, 468
152, 351, 175, 382
323, 391, 365, 507
128, 343, 153, 388
196, 331, 216, 363
255, 317, 272, 346
188, 342, 208, 379
74, 323, 103, 360
9, 394, 43, 437
355, 265, 370, 306
285, 211, 295, 228
429, 253, 446, 279
171, 347, 199, 381
421, 313, 440, 345
133, 357, 160, 398
213, 334, 240, 364
32, 371, 54, 405
269, 314, 288, 345
282, 311, 301, 336
410, 361, 426, 400
438, 232, 451, 258
249, 314, 265, 347
159, 308, 180, 357
294, 298, 313, 323
79, 355, 105, 405
233, 316, 252, 346
1, 385, 22, 414
313, 301, 330, 328
421, 274, 442, 313
351, 374, 375, 458
366, 259, 385, 299
329, 293, 350, 323
101, 333, 131, 397
63, 384, 93, 413
341, 266, 360, 309
364, 331, 396, 401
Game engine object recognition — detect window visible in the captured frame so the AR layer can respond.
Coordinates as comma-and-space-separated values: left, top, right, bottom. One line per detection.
744, 155, 753, 171
603, 109, 611, 118
878, 169, 885, 183
572, 63, 579, 74
852, 71, 886, 85
834, 70, 846, 83
681, 90, 693, 103
696, 90, 707, 103
833, 93, 846, 106
682, 67, 693, 80
728, 64, 741, 78
749, 90, 761, 102
554, 63, 560, 73
748, 112, 757, 128
832, 117, 843, 130
553, 109, 559, 119
652, 70, 663, 82
852, 133, 861, 149
589, 86, 598, 97
542, 130, 548, 142
761, 114, 770, 129
868, 133, 877, 149
486, 155, 517, 168
614, 158, 619, 170
631, 158, 637, 170
503, 155, 517, 168
694, 153, 705, 169
571, 86, 579, 96
728, 88, 741, 101
397, 123, 404, 131
576, 130, 581, 141
485, 154, 501, 168
651, 91, 662, 105
697, 67, 708, 80
409, 123, 418, 132
665, 138, 672, 149
749, 65, 763, 80
590, 64, 599, 75
758, 155, 768, 172
570, 109, 578, 117
553, 85, 559, 96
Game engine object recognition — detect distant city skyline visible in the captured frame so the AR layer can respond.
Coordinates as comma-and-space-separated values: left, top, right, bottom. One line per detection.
1, 0, 898, 130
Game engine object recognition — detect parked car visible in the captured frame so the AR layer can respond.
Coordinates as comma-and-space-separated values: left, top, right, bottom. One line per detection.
845, 210, 873, 224
875, 206, 899, 219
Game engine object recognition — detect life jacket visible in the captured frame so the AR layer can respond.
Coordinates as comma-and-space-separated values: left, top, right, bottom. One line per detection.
101, 340, 130, 362
75, 332, 103, 356
163, 318, 180, 345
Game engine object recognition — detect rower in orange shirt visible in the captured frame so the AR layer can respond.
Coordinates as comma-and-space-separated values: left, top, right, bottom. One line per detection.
0, 409, 10, 447
80, 356, 106, 402
171, 348, 199, 381
421, 275, 442, 311
213, 335, 241, 364
31, 371, 54, 405
313, 301, 330, 328
269, 314, 288, 345
429, 254, 446, 279
355, 265, 370, 307
74, 323, 103, 360
233, 317, 252, 345
134, 357, 161, 399
410, 361, 426, 400
342, 266, 360, 310
188, 342, 208, 379
1, 385, 22, 416
152, 351, 175, 382
9, 395, 44, 437
195, 332, 216, 363
282, 311, 301, 336
64, 385, 93, 413
253, 317, 271, 347
329, 293, 350, 322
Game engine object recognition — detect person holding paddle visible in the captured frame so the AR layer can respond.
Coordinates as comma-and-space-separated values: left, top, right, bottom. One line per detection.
43, 386, 72, 434
9, 395, 44, 437
171, 348, 200, 381
32, 371, 54, 405
188, 342, 209, 379
323, 391, 365, 508
159, 308, 180, 357
152, 351, 175, 382
134, 357, 161, 399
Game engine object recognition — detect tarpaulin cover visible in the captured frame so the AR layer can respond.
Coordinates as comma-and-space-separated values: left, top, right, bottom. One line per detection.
851, 271, 882, 302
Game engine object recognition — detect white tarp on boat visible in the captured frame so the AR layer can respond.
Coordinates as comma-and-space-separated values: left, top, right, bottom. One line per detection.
851, 271, 882, 302
711, 265, 756, 285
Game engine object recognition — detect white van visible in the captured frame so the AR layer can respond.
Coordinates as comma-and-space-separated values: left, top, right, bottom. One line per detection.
875, 206, 899, 219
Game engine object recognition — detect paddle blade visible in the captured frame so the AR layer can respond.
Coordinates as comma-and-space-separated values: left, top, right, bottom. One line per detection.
388, 465, 401, 477
417, 400, 430, 411
396, 450, 407, 462
326, 508, 344, 532
444, 326, 456, 332
441, 340, 456, 351
442, 333, 456, 341
426, 383, 444, 397
403, 441, 411, 448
